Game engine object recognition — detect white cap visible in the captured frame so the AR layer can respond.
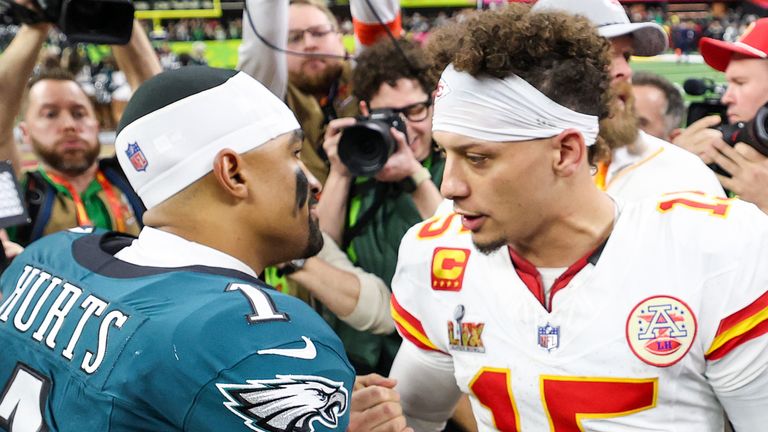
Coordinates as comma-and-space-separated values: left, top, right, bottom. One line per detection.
532, 0, 668, 57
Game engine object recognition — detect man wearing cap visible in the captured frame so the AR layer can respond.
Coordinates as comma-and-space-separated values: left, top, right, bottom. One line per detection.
533, 0, 723, 201
0, 67, 405, 431
674, 18, 768, 213
388, 6, 768, 431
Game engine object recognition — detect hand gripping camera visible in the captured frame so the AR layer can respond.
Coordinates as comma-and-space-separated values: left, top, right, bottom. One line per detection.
710, 102, 768, 176
337, 109, 408, 177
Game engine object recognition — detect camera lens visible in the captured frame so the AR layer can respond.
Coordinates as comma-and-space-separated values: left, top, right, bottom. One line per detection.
338, 121, 397, 177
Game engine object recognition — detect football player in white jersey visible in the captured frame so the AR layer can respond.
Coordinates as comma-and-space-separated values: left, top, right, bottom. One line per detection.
389, 5, 768, 432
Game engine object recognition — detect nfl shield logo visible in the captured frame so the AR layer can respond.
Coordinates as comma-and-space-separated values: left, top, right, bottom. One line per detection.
538, 323, 560, 352
126, 142, 148, 172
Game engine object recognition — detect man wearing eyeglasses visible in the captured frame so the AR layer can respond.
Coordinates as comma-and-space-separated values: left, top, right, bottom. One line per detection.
238, 0, 401, 185
294, 38, 443, 379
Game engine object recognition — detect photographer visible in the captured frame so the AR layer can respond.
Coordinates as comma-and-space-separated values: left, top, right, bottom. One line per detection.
317, 38, 443, 375
674, 18, 768, 212
237, 0, 401, 184
0, 0, 161, 245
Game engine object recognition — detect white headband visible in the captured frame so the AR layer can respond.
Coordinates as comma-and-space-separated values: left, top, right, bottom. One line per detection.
115, 72, 300, 209
432, 64, 599, 146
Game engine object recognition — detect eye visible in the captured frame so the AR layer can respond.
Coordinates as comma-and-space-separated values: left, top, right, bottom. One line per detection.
311, 389, 328, 401
43, 110, 57, 119
623, 52, 632, 63
466, 153, 488, 165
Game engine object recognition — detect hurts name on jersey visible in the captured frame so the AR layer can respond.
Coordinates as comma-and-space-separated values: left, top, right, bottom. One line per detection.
0, 265, 128, 375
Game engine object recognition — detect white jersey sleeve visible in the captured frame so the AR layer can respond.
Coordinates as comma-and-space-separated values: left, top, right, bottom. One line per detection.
390, 214, 465, 428
695, 199, 768, 430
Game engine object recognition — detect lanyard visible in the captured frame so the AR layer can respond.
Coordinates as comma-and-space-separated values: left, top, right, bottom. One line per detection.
44, 169, 126, 232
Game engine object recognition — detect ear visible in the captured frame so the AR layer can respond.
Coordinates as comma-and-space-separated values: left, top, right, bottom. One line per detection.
359, 100, 370, 117
212, 149, 249, 199
552, 128, 586, 177
18, 121, 31, 145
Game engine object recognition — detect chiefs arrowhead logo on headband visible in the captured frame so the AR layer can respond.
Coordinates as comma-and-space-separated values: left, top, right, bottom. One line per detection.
435, 79, 451, 101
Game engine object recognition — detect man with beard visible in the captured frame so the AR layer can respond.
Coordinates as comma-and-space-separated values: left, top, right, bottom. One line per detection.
0, 18, 161, 246
533, 0, 724, 201
389, 6, 768, 431
0, 66, 358, 430
238, 0, 401, 184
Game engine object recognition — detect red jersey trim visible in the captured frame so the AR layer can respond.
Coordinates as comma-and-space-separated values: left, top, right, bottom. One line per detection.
705, 290, 768, 360
391, 294, 445, 353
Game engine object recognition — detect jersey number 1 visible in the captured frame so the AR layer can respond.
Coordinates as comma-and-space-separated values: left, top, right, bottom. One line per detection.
0, 363, 50, 432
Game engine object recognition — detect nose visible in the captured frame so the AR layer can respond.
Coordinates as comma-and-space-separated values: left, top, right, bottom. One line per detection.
720, 85, 735, 107
611, 55, 632, 84
59, 111, 78, 131
439, 156, 468, 201
300, 160, 322, 196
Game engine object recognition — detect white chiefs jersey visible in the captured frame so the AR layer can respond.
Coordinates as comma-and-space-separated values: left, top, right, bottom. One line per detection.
391, 192, 768, 431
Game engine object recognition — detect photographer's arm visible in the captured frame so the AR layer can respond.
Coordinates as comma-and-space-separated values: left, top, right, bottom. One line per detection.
318, 117, 356, 244
112, 20, 162, 91
288, 233, 394, 334
0, 22, 51, 177
237, 0, 288, 99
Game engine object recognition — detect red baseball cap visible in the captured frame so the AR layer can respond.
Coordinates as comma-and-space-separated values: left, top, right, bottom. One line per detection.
700, 18, 768, 72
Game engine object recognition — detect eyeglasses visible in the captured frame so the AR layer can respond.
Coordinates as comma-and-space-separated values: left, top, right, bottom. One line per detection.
287, 25, 336, 45
372, 97, 433, 122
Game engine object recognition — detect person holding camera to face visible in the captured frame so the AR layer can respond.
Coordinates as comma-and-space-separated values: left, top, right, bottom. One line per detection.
314, 38, 443, 376
0, 0, 161, 247
674, 18, 768, 213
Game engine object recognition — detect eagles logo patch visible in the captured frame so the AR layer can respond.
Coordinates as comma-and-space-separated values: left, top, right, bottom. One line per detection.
217, 375, 348, 432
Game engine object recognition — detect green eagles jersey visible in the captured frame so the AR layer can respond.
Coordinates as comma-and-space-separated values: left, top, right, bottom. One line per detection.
0, 229, 354, 431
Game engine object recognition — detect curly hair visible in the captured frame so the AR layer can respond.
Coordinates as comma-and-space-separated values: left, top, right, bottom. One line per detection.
426, 4, 612, 119
352, 38, 437, 103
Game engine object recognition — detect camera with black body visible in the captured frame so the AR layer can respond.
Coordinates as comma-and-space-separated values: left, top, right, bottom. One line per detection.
337, 109, 408, 177
0, 0, 133, 44
709, 102, 768, 176
684, 78, 728, 126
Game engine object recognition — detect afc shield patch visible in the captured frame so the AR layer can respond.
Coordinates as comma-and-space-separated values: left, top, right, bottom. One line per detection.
125, 142, 148, 172
538, 323, 560, 352
431, 247, 470, 291
217, 375, 348, 432
626, 295, 697, 367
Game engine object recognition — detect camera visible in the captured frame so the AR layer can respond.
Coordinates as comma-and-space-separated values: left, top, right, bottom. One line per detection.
0, 0, 134, 44
684, 78, 727, 126
337, 109, 408, 177
710, 102, 768, 176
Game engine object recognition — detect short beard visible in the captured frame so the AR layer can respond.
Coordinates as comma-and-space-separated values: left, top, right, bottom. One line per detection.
301, 216, 324, 259
32, 138, 100, 176
598, 81, 640, 150
472, 237, 508, 256
289, 60, 344, 95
